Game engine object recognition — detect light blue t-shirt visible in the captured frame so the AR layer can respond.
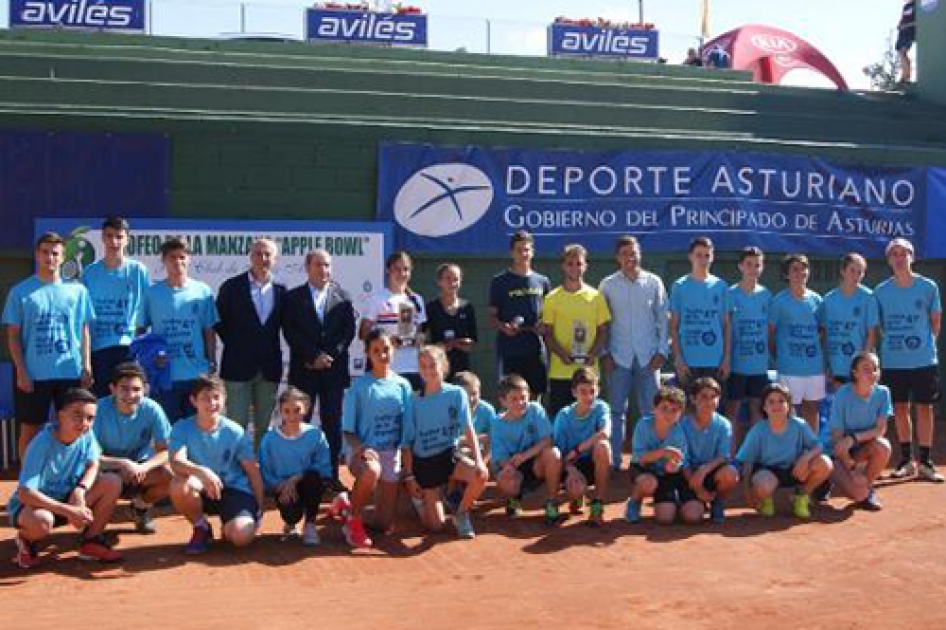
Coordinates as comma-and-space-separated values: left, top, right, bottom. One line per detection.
670, 275, 728, 368
489, 402, 552, 473
140, 279, 219, 383
93, 395, 171, 462
821, 286, 880, 377
553, 399, 611, 456
1, 276, 95, 380
826, 384, 893, 450
8, 423, 101, 520
630, 414, 689, 475
405, 383, 472, 458
258, 424, 332, 490
680, 412, 732, 468
341, 373, 413, 452
875, 275, 942, 368
770, 289, 824, 377
727, 284, 772, 375
735, 417, 818, 469
169, 415, 255, 495
472, 400, 497, 436
82, 258, 151, 351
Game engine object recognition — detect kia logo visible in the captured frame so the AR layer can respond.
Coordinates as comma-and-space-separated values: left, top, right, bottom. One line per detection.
749, 34, 797, 54
393, 164, 494, 237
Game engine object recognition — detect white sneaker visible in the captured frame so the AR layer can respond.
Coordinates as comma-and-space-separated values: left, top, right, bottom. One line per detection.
918, 462, 945, 483
302, 521, 320, 546
891, 460, 918, 479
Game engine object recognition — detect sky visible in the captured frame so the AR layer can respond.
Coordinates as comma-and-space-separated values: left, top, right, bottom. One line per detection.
0, 0, 905, 89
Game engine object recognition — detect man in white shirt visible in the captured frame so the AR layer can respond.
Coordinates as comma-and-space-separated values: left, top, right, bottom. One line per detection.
599, 236, 670, 470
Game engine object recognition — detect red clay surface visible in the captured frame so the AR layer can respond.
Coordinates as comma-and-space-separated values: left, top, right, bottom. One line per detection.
2, 459, 945, 630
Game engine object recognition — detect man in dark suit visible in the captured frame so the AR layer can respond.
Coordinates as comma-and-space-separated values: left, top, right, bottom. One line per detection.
282, 248, 356, 490
215, 238, 286, 446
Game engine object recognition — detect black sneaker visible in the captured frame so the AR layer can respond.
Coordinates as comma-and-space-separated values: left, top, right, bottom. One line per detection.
812, 481, 832, 503
856, 489, 883, 512
130, 505, 157, 534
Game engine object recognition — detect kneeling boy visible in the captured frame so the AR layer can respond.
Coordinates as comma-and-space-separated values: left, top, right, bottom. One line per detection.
626, 386, 689, 525
94, 362, 173, 533
679, 377, 740, 524
169, 375, 265, 554
10, 388, 122, 568
736, 383, 833, 519
490, 374, 564, 525
553, 367, 611, 526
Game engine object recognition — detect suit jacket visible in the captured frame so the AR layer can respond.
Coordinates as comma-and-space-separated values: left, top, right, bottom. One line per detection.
214, 272, 286, 382
282, 281, 356, 388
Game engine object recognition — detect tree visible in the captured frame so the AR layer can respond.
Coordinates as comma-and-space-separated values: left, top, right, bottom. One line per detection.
862, 34, 901, 91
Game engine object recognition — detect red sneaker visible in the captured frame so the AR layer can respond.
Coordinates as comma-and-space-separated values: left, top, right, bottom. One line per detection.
342, 517, 373, 549
328, 492, 352, 522
13, 534, 40, 569
78, 535, 123, 563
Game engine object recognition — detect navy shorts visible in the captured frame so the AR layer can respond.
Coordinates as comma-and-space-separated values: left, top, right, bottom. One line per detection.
517, 455, 542, 494
896, 26, 915, 52
882, 366, 940, 405
500, 354, 548, 399
630, 464, 685, 503
15, 378, 81, 426
756, 466, 799, 488
201, 488, 258, 524
728, 373, 770, 400
572, 455, 596, 484
414, 447, 456, 489
679, 462, 728, 503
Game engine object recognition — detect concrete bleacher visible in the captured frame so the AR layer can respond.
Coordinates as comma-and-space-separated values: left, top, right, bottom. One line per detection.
1, 29, 944, 394
1, 29, 945, 165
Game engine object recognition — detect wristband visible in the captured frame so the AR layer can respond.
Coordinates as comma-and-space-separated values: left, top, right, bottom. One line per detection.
402, 473, 416, 482
76, 482, 89, 492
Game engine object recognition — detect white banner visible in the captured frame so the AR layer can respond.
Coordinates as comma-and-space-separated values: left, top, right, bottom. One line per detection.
37, 218, 393, 376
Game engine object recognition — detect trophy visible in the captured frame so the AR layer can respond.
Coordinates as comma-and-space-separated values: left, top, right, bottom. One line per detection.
570, 319, 589, 364
398, 302, 417, 346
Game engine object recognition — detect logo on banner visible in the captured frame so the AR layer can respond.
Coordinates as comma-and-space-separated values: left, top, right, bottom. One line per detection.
11, 0, 144, 31
749, 34, 797, 54
61, 226, 97, 280
306, 9, 427, 46
393, 164, 493, 237
549, 24, 658, 59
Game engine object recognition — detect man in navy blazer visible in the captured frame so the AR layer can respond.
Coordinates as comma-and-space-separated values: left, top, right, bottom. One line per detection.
282, 248, 356, 489
215, 238, 286, 446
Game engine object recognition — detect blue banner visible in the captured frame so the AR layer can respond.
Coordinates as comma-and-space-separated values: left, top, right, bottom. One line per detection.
305, 8, 427, 47
377, 143, 927, 258
548, 23, 659, 60
0, 131, 169, 250
10, 0, 146, 32
926, 168, 946, 258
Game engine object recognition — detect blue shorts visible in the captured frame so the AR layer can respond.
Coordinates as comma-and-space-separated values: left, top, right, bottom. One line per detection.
201, 488, 258, 524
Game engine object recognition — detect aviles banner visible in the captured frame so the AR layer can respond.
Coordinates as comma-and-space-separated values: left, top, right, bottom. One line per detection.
377, 142, 928, 258
34, 218, 392, 377
548, 23, 659, 60
10, 0, 147, 32
305, 8, 427, 47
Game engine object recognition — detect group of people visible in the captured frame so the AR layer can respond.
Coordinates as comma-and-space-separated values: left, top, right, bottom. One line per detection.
2, 216, 941, 569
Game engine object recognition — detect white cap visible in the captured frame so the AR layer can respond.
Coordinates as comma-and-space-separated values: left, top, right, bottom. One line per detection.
885, 238, 914, 257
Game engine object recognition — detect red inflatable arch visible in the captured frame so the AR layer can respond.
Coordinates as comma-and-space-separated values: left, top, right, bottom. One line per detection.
702, 24, 848, 91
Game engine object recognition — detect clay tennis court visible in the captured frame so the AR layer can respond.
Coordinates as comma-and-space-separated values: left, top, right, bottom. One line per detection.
2, 456, 945, 630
